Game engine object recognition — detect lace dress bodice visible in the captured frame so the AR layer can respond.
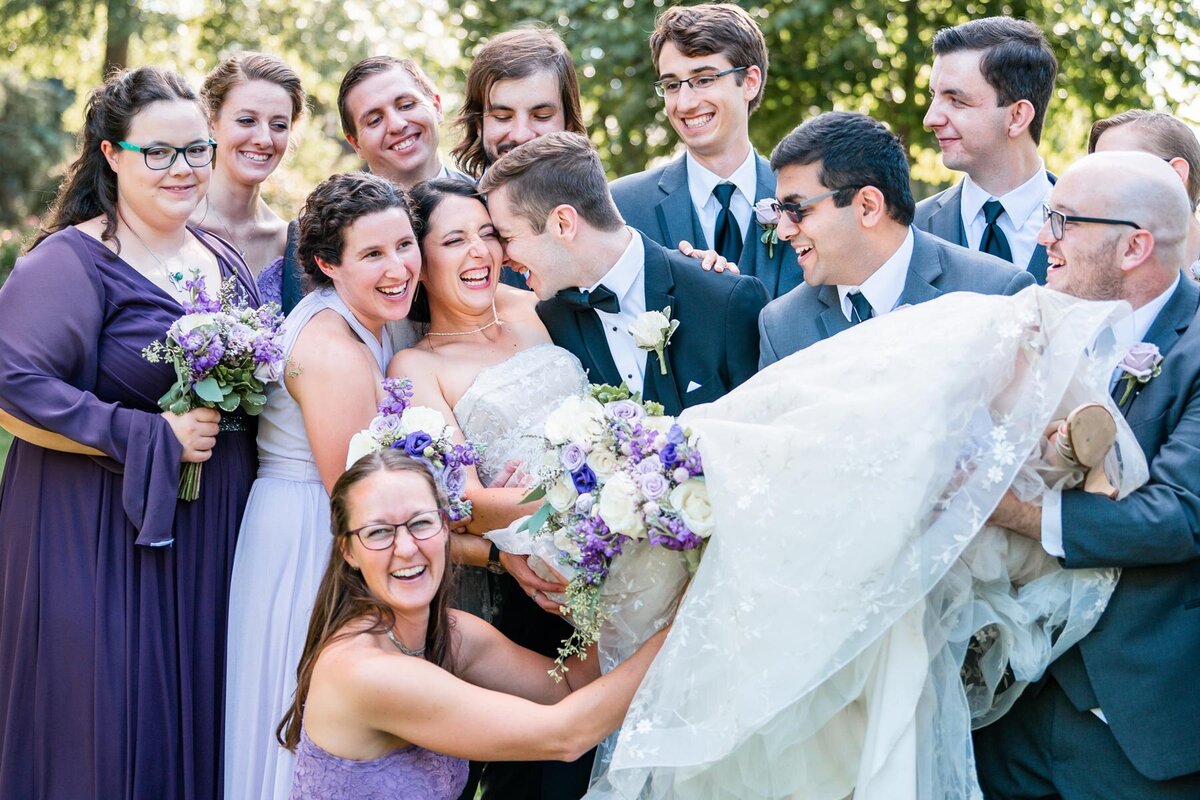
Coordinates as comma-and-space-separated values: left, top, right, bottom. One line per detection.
454, 344, 588, 483
289, 727, 467, 800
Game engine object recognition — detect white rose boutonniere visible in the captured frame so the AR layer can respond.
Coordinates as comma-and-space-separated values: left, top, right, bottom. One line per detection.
754, 198, 780, 258
630, 307, 680, 375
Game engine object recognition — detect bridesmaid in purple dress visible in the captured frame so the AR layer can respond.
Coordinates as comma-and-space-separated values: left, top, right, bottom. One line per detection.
0, 67, 257, 799
279, 451, 668, 799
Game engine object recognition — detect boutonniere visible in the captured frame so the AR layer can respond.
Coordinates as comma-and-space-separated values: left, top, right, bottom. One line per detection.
754, 198, 779, 258
629, 307, 680, 375
1116, 342, 1163, 405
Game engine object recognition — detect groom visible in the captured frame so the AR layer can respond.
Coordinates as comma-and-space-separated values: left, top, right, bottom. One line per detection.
481, 131, 769, 417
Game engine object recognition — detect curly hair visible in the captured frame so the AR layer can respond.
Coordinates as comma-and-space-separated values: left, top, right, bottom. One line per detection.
296, 171, 416, 287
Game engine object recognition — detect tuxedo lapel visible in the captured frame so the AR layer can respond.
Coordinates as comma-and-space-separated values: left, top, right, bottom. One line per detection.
655, 157, 702, 250
929, 182, 967, 246
816, 284, 853, 341
537, 298, 622, 387
1028, 244, 1050, 285
1123, 278, 1200, 421
640, 240, 685, 415
898, 230, 946, 307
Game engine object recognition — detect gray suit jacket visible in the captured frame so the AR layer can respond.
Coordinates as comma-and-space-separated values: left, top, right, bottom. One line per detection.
611, 152, 800, 300
1048, 276, 1200, 781
757, 228, 1034, 368
912, 174, 1053, 284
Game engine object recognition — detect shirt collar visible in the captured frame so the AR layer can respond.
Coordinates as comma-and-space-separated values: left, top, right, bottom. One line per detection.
961, 161, 1051, 228
686, 146, 758, 211
837, 228, 915, 321
586, 227, 644, 303
1111, 272, 1181, 347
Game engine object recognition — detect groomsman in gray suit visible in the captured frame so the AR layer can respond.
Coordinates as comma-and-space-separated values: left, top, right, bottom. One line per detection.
610, 4, 799, 299
914, 18, 1058, 283
980, 151, 1200, 798
758, 111, 1032, 367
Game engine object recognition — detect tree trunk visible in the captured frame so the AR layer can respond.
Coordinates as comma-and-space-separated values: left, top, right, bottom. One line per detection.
104, 0, 136, 74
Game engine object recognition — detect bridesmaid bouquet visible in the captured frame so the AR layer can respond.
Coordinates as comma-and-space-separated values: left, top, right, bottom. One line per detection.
345, 378, 481, 522
143, 274, 285, 500
518, 383, 711, 675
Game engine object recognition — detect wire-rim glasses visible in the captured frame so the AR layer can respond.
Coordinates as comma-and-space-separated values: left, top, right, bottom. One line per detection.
654, 66, 749, 98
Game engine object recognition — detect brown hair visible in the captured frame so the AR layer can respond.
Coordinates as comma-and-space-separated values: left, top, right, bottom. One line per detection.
338, 55, 438, 139
31, 66, 201, 252
277, 450, 458, 751
451, 26, 586, 178
296, 171, 416, 287
1089, 110, 1200, 210
649, 3, 769, 113
478, 131, 623, 233
201, 51, 306, 124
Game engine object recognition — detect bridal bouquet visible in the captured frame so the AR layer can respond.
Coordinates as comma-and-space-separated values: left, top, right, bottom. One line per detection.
518, 383, 711, 675
143, 273, 285, 500
346, 378, 481, 521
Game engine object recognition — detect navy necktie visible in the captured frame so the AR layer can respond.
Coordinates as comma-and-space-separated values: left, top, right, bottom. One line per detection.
713, 183, 744, 264
556, 284, 620, 314
849, 291, 873, 324
980, 199, 1013, 262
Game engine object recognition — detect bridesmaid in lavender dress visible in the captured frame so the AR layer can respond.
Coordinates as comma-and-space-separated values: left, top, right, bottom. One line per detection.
0, 67, 257, 799
279, 451, 667, 799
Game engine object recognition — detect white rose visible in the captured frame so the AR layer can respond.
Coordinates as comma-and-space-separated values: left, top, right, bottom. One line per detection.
345, 430, 380, 469
553, 527, 583, 561
598, 472, 646, 538
586, 447, 619, 479
546, 475, 579, 512
642, 416, 674, 436
173, 312, 218, 337
669, 478, 715, 538
399, 405, 447, 436
253, 359, 284, 384
629, 311, 670, 349
543, 395, 605, 445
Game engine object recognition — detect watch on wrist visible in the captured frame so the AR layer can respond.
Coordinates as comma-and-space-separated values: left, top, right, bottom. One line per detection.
486, 541, 506, 574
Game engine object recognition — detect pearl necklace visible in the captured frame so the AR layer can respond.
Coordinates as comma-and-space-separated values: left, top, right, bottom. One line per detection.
427, 301, 503, 337
386, 628, 426, 657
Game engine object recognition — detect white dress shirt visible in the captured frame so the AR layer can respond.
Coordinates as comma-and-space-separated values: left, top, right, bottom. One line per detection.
584, 228, 648, 394
836, 228, 915, 322
686, 147, 757, 253
960, 164, 1053, 271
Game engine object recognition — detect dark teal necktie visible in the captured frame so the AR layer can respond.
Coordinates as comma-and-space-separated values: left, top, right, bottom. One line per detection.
849, 291, 873, 324
980, 199, 1013, 262
713, 182, 744, 264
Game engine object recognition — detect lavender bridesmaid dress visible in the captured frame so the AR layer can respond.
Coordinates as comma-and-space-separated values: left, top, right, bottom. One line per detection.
289, 727, 467, 799
0, 227, 258, 799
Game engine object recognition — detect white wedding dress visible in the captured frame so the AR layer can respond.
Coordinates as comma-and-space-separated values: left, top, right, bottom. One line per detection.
584, 286, 1147, 800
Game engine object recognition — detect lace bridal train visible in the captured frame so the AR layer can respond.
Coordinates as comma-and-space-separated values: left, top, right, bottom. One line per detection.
587, 287, 1147, 800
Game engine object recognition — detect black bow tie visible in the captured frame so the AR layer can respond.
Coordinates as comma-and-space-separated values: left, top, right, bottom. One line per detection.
556, 285, 620, 314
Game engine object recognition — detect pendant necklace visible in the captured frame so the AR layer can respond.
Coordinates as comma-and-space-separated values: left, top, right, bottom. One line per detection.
386, 628, 426, 657
427, 301, 503, 337
120, 213, 187, 291
206, 198, 247, 258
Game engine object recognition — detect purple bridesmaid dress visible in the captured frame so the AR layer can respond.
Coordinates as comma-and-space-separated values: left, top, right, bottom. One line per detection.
0, 226, 258, 799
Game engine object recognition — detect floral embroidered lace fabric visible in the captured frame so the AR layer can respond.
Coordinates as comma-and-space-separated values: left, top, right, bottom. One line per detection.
289, 727, 467, 800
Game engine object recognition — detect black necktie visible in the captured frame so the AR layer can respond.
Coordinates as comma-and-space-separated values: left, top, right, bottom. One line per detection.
849, 291, 873, 324
712, 183, 744, 264
980, 199, 1013, 262
556, 284, 620, 314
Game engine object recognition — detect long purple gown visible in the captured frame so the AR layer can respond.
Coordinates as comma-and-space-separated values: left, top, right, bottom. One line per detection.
0, 226, 258, 799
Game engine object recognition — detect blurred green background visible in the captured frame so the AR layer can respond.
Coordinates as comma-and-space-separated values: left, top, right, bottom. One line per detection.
0, 0, 1198, 476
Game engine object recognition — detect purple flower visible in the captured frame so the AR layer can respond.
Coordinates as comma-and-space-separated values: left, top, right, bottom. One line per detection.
560, 442, 587, 472
443, 466, 466, 497
606, 399, 644, 422
1120, 342, 1163, 382
639, 471, 669, 500
659, 443, 680, 468
403, 431, 433, 456
667, 424, 686, 445
571, 464, 598, 494
754, 197, 780, 226
378, 378, 414, 416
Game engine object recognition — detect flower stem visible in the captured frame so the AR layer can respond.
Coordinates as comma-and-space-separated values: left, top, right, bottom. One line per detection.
179, 462, 202, 501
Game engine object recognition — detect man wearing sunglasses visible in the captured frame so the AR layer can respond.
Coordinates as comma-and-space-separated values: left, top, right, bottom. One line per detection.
610, 4, 799, 300
915, 18, 1058, 283
978, 150, 1200, 799
757, 111, 1032, 368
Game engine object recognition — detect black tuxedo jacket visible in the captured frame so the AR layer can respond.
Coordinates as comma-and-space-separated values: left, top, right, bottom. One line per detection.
536, 232, 769, 416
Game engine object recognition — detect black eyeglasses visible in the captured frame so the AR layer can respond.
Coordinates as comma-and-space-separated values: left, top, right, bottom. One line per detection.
117, 139, 217, 170
654, 66, 749, 98
347, 509, 446, 550
1041, 204, 1143, 242
771, 187, 861, 224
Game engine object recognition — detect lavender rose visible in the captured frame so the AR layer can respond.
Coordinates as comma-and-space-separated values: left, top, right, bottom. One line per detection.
639, 471, 669, 500
1120, 342, 1163, 382
754, 197, 780, 226
560, 442, 588, 472
605, 399, 645, 422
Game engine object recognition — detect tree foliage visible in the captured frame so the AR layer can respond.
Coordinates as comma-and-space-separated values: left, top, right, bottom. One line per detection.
449, 0, 1200, 185
0, 73, 73, 228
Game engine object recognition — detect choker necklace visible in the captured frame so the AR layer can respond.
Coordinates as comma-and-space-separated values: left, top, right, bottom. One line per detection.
427, 301, 503, 337
119, 213, 187, 291
205, 199, 247, 258
386, 629, 426, 657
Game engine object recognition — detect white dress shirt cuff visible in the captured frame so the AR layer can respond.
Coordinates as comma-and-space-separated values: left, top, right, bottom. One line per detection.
1040, 488, 1065, 558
